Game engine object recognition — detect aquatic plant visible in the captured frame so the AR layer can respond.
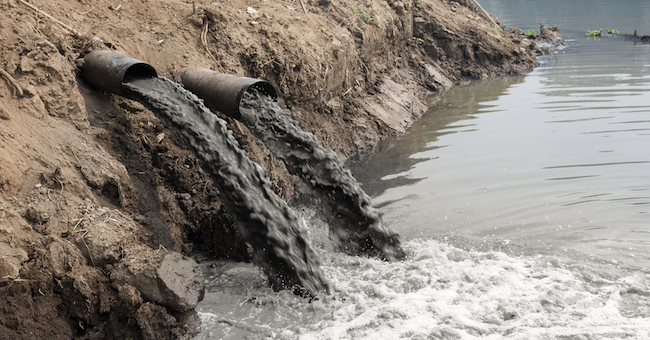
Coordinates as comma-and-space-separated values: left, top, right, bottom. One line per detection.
586, 28, 619, 39
585, 29, 602, 38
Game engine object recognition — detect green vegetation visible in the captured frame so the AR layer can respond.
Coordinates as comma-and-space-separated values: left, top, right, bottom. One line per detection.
411, 37, 425, 45
491, 25, 503, 39
342, 0, 374, 25
586, 29, 602, 38
3, 274, 33, 282
586, 28, 619, 38
3, 273, 34, 290
355, 6, 373, 24
526, 30, 537, 36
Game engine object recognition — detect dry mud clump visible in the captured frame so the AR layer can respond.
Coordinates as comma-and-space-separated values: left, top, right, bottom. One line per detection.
0, 0, 558, 338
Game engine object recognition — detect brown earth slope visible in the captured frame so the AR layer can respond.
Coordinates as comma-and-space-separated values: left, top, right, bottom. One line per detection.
0, 0, 556, 338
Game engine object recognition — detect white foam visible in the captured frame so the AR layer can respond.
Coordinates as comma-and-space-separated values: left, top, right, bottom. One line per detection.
196, 239, 650, 339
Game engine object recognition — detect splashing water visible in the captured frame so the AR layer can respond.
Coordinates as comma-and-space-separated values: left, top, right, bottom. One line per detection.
195, 238, 650, 339
239, 89, 404, 260
124, 77, 329, 295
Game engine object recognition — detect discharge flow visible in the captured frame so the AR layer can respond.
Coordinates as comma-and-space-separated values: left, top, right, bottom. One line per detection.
239, 89, 404, 260
124, 77, 329, 295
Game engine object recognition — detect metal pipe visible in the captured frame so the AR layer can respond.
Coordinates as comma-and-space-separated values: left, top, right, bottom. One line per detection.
81, 50, 157, 97
180, 67, 277, 120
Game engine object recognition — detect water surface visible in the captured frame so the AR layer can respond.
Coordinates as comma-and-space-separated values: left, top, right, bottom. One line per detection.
195, 1, 650, 338
349, 0, 650, 271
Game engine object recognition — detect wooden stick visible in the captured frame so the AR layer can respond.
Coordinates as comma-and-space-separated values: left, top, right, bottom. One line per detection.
0, 68, 23, 97
470, 0, 498, 27
19, 0, 82, 38
299, 0, 308, 14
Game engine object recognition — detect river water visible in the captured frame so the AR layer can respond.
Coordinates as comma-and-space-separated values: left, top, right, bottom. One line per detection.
350, 0, 650, 271
194, 1, 650, 339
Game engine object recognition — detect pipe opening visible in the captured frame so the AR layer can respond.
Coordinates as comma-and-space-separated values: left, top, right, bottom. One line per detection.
81, 50, 158, 97
180, 68, 279, 120
122, 63, 158, 84
248, 82, 277, 102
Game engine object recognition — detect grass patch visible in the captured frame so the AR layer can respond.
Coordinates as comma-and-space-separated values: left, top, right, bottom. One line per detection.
341, 0, 373, 25
355, 6, 373, 24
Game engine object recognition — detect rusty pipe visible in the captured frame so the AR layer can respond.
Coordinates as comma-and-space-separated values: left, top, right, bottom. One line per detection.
81, 50, 157, 97
180, 67, 277, 120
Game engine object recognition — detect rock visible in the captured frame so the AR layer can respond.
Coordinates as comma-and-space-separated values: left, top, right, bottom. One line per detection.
111, 250, 204, 312
0, 107, 10, 120
24, 204, 51, 225
80, 207, 140, 267
21, 95, 46, 118
189, 15, 203, 28
539, 24, 565, 46
0, 260, 20, 282
247, 6, 260, 19
0, 243, 28, 282
44, 238, 86, 278
118, 283, 144, 310
19, 56, 35, 73
21, 84, 36, 96
156, 252, 205, 310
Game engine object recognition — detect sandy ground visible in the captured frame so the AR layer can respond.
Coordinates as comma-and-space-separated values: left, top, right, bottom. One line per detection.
0, 0, 558, 338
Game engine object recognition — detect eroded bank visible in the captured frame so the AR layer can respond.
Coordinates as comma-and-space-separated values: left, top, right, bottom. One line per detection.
0, 0, 559, 338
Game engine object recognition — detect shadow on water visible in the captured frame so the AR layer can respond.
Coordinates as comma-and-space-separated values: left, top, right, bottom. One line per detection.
348, 76, 526, 198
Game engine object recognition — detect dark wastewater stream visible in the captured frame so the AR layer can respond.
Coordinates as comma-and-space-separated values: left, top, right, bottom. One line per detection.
124, 77, 330, 295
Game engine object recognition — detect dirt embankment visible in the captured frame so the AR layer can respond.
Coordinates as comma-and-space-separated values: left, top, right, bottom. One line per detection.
0, 0, 557, 338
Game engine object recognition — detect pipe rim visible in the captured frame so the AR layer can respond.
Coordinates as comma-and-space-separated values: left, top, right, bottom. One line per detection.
123, 63, 158, 84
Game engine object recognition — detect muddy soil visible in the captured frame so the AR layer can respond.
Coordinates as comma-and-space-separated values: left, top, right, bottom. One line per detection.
0, 0, 559, 338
